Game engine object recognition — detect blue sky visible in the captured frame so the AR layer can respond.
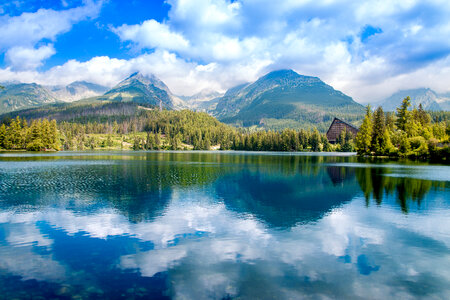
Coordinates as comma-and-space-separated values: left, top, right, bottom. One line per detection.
1, 0, 450, 102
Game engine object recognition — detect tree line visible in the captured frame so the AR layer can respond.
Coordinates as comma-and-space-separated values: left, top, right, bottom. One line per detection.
1, 100, 448, 159
0, 110, 332, 152
0, 116, 60, 151
58, 110, 333, 151
354, 97, 449, 160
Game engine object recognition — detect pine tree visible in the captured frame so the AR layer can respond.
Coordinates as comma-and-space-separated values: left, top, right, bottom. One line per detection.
385, 112, 395, 132
0, 124, 6, 149
41, 119, 51, 149
371, 106, 387, 155
310, 128, 322, 152
4, 116, 22, 149
417, 103, 431, 126
396, 96, 411, 131
398, 132, 411, 156
155, 131, 161, 150
49, 119, 60, 150
26, 120, 44, 151
355, 105, 373, 155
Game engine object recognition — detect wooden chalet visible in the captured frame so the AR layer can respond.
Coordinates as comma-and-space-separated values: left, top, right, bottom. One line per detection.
326, 118, 359, 143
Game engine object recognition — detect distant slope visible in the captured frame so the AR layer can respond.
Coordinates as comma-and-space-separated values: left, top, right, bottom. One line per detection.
99, 72, 185, 109
0, 83, 59, 114
214, 69, 365, 131
0, 100, 153, 124
380, 88, 445, 111
180, 90, 224, 112
436, 92, 450, 111
48, 81, 109, 102
0, 73, 188, 121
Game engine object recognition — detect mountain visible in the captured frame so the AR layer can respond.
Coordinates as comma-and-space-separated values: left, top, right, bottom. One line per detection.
0, 83, 59, 114
180, 90, 223, 102
180, 90, 224, 112
48, 81, 109, 102
436, 92, 450, 111
214, 69, 365, 130
99, 72, 185, 109
380, 88, 445, 111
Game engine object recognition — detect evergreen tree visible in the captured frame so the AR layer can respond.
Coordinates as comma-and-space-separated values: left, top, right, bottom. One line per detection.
0, 124, 6, 149
398, 133, 411, 156
371, 107, 388, 155
4, 116, 22, 149
417, 103, 431, 126
49, 119, 60, 150
385, 112, 395, 132
396, 96, 411, 131
155, 131, 161, 150
310, 129, 322, 152
355, 105, 373, 155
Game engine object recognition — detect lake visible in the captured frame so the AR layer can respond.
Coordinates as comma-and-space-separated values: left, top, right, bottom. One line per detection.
0, 151, 449, 299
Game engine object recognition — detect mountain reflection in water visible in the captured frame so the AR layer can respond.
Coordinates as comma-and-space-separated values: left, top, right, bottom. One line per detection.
0, 152, 449, 299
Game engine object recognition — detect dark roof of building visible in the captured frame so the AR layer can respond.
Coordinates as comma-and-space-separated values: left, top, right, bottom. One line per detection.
326, 118, 358, 135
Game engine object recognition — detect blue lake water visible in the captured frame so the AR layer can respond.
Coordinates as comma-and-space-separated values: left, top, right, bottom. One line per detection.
0, 151, 449, 299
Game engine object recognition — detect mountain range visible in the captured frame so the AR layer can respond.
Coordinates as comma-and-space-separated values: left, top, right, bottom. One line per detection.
48, 81, 109, 102
2, 70, 449, 130
0, 83, 59, 113
97, 72, 185, 109
380, 88, 450, 111
0, 81, 109, 114
214, 69, 365, 129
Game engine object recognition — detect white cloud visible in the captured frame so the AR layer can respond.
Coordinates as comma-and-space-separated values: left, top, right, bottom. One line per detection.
2, 0, 450, 101
5, 45, 56, 70
114, 19, 189, 51
107, 0, 450, 101
1, 187, 449, 299
0, 1, 102, 49
0, 0, 103, 70
0, 49, 273, 95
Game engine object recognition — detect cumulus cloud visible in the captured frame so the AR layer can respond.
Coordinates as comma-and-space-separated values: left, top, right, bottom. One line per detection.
5, 45, 56, 70
0, 49, 271, 95
2, 0, 450, 101
0, 2, 100, 49
0, 0, 103, 70
107, 0, 450, 100
114, 19, 189, 51
3, 193, 447, 298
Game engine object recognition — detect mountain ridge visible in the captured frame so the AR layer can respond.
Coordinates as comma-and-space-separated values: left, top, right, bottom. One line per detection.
99, 72, 185, 109
0, 83, 60, 114
48, 81, 109, 102
213, 69, 365, 130
380, 88, 446, 111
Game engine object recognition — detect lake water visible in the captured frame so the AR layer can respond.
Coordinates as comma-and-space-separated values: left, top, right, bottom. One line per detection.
0, 151, 449, 299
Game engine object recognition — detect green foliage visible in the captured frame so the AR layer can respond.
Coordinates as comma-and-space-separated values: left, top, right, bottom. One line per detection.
216, 70, 365, 131
356, 95, 449, 161
408, 136, 428, 157
36, 108, 331, 152
0, 116, 60, 151
355, 105, 373, 155
229, 128, 329, 152
336, 128, 355, 152
371, 107, 390, 155
396, 96, 411, 131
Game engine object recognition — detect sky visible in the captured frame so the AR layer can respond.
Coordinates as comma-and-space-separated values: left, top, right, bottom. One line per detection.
1, 0, 450, 103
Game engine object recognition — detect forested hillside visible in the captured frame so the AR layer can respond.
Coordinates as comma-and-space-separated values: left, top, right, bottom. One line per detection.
0, 108, 333, 152
214, 70, 365, 131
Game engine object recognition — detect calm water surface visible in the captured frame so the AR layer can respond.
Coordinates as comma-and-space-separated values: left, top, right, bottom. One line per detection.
0, 151, 449, 299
